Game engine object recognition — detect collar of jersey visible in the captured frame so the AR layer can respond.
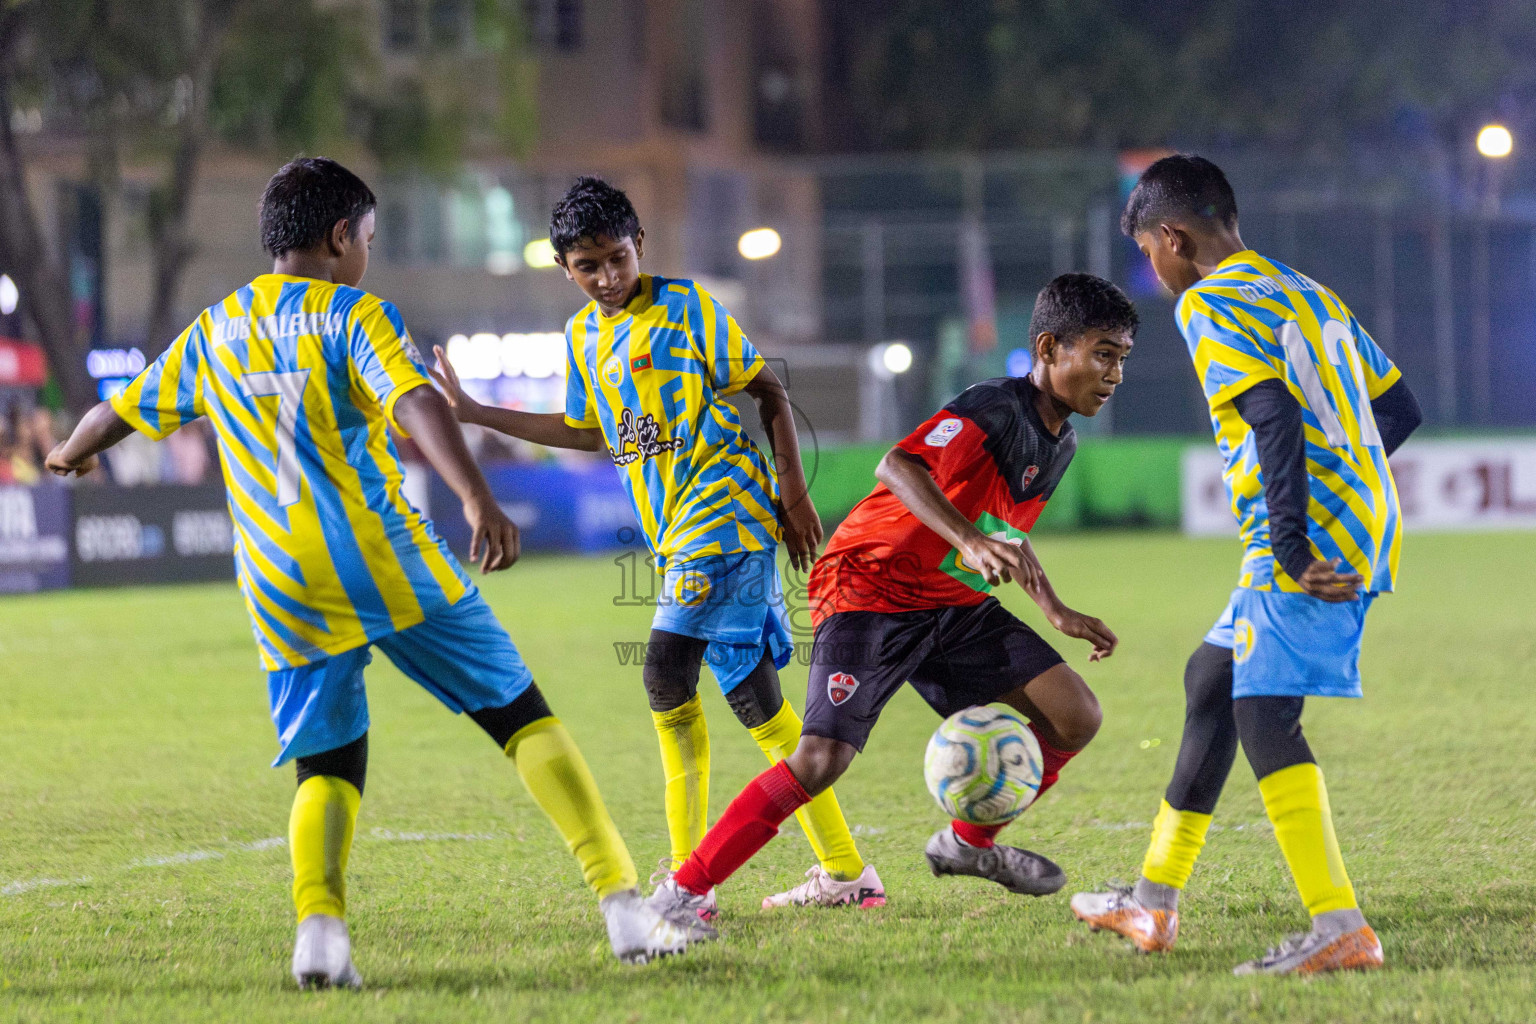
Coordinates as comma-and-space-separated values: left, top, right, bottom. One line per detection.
596, 274, 655, 322
1213, 250, 1261, 274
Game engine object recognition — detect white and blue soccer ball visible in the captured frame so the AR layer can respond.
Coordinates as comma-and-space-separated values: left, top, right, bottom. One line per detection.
923, 706, 1043, 825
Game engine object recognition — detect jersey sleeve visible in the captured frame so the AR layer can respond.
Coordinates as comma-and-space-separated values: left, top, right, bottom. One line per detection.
347, 298, 432, 434
894, 384, 1017, 483
1350, 315, 1402, 398
563, 323, 600, 429
109, 320, 206, 440
1177, 288, 1284, 409
693, 285, 765, 397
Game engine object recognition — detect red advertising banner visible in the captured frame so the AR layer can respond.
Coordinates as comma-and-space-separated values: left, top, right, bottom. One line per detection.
0, 337, 47, 386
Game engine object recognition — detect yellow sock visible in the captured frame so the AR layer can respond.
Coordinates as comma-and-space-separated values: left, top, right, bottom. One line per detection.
1140, 799, 1214, 889
1258, 762, 1357, 916
749, 701, 865, 881
652, 694, 710, 867
289, 775, 361, 922
506, 717, 638, 899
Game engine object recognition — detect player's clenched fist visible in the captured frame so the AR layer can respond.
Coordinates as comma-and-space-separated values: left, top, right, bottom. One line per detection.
465, 495, 521, 573
960, 534, 1042, 590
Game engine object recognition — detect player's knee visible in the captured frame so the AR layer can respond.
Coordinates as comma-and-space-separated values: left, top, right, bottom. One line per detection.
1055, 685, 1103, 751
643, 631, 704, 712
468, 684, 555, 749
295, 731, 369, 795
1184, 642, 1235, 712
785, 735, 855, 796
723, 655, 784, 729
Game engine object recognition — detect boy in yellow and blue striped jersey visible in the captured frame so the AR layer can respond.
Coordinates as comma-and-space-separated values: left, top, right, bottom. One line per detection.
1071, 156, 1422, 976
45, 159, 704, 985
430, 178, 882, 915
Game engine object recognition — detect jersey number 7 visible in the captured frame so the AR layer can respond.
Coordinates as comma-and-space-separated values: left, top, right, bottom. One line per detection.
240, 369, 311, 507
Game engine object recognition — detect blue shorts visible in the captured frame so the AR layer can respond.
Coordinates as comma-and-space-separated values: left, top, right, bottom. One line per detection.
651, 550, 794, 694
266, 587, 533, 765
1204, 587, 1374, 700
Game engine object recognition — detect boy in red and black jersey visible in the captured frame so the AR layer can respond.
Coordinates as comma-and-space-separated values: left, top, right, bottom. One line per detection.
647, 274, 1137, 926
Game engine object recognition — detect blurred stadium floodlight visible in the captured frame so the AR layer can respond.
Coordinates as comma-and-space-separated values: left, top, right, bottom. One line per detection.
445, 332, 566, 380
867, 341, 912, 379
1477, 124, 1513, 159
523, 238, 559, 269
0, 274, 17, 315
737, 227, 782, 260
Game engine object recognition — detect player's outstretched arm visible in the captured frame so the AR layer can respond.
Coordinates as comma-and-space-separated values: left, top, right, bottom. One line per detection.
394, 385, 520, 574
45, 401, 136, 478
429, 345, 602, 452
743, 365, 822, 573
1014, 545, 1118, 662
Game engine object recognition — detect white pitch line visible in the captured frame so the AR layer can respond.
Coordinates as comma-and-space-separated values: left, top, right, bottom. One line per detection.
1, 830, 503, 899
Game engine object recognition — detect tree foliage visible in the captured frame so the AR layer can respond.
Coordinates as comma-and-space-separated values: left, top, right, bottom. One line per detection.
0, 0, 535, 410
824, 0, 1536, 153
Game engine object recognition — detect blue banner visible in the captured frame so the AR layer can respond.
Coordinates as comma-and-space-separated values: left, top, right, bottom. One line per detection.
428, 460, 643, 558
0, 483, 71, 593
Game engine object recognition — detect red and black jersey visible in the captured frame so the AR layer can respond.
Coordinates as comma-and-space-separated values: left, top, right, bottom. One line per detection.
809, 377, 1076, 626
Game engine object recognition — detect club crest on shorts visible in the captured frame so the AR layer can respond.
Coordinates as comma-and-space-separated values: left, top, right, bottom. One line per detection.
827, 671, 859, 706
1232, 618, 1256, 664
602, 355, 624, 387
674, 571, 712, 607
924, 417, 962, 448
1021, 464, 1039, 489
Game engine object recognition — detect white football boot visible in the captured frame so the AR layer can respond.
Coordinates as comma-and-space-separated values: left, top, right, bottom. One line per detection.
645, 878, 722, 941
649, 857, 719, 922
601, 887, 708, 963
762, 863, 887, 909
291, 913, 363, 990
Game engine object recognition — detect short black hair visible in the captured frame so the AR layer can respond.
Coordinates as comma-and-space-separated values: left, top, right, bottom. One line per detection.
1120, 155, 1237, 238
549, 176, 640, 257
259, 157, 376, 258
1028, 273, 1139, 347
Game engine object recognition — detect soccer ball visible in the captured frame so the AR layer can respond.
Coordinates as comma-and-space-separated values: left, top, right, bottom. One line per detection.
923, 706, 1043, 825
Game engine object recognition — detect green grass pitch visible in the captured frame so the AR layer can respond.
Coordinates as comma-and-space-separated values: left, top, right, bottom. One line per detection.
2, 531, 1534, 1022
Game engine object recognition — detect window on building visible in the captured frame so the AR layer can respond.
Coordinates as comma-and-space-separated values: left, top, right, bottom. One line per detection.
386, 0, 421, 50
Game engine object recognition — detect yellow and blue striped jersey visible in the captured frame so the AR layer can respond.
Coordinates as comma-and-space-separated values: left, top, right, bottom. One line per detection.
111, 274, 470, 669
564, 274, 780, 568
1177, 251, 1403, 593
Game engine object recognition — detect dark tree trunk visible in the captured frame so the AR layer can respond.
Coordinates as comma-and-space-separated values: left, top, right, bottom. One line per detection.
144, 4, 234, 357
0, 14, 96, 413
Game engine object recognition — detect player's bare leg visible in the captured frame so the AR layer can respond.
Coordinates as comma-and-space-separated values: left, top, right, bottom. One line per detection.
926, 664, 1098, 896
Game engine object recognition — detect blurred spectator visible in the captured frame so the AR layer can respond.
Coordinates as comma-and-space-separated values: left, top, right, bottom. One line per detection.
1, 406, 40, 485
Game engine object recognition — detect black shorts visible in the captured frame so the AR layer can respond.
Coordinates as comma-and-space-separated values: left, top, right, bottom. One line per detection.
803, 598, 1065, 752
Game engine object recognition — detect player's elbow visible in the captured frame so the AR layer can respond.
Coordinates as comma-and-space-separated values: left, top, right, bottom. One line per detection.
874, 448, 917, 488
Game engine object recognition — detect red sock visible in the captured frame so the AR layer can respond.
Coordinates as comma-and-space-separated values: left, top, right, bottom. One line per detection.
1029, 722, 1078, 800
673, 760, 810, 895
951, 820, 1005, 848
949, 725, 1079, 849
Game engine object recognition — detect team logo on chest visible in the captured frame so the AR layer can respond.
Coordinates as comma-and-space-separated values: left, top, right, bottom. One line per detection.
1021, 465, 1039, 489
827, 672, 860, 706
602, 355, 623, 387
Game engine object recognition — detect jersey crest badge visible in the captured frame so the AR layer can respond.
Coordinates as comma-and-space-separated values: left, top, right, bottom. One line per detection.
602, 355, 623, 387
827, 671, 860, 706
924, 417, 962, 447
1021, 465, 1039, 488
